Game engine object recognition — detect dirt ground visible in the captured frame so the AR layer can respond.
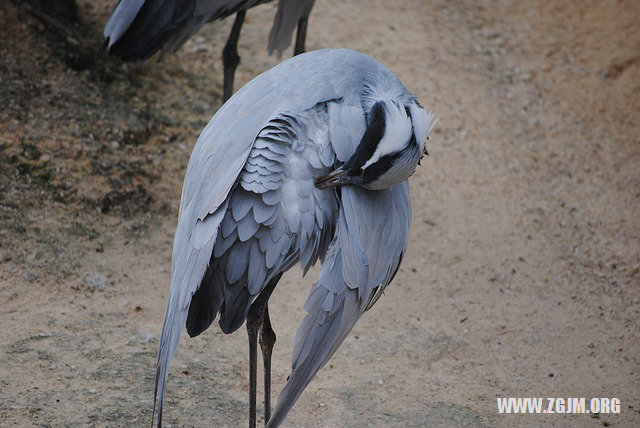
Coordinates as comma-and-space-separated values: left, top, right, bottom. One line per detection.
1, 0, 638, 426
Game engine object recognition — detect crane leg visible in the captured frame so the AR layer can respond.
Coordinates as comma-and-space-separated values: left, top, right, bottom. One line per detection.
259, 304, 276, 423
293, 16, 309, 56
246, 302, 261, 428
222, 10, 246, 102
246, 273, 281, 428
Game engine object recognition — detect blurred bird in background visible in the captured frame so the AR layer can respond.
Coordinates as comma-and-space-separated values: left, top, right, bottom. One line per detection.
103, 0, 316, 100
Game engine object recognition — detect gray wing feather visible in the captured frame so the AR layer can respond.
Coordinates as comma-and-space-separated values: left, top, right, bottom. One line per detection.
252, 202, 277, 223
225, 243, 249, 283
215, 228, 237, 257
267, 183, 411, 427
230, 192, 254, 221
262, 207, 280, 227
247, 240, 268, 294
237, 212, 260, 241
268, 0, 316, 57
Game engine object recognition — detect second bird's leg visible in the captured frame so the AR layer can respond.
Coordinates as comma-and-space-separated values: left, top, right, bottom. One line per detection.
293, 16, 309, 56
222, 10, 246, 102
246, 274, 281, 428
246, 300, 262, 428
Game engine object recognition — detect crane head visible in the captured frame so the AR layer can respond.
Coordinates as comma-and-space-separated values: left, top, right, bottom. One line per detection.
316, 100, 437, 190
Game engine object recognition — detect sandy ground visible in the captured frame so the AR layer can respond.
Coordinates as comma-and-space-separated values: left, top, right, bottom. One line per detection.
1, 0, 639, 426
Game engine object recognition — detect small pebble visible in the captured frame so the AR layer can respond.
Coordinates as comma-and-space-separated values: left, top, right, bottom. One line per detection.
82, 272, 107, 289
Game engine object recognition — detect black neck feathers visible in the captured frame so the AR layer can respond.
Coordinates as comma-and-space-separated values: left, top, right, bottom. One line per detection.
344, 101, 386, 174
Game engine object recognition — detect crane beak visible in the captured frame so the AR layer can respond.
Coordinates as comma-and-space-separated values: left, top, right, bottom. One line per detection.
315, 167, 350, 189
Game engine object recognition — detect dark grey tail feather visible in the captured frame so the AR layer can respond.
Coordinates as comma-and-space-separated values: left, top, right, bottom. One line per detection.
185, 265, 224, 337
218, 284, 252, 334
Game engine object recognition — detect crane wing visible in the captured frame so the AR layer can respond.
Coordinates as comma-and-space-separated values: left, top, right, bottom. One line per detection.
187, 104, 339, 337
267, 182, 411, 426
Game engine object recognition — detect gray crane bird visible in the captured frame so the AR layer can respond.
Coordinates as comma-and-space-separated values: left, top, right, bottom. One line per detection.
154, 48, 437, 427
102, 0, 316, 101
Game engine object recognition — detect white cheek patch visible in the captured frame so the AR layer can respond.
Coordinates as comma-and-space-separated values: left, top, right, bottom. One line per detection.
408, 103, 438, 154
362, 100, 413, 170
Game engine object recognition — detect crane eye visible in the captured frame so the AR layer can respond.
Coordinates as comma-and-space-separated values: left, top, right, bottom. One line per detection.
359, 168, 365, 177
